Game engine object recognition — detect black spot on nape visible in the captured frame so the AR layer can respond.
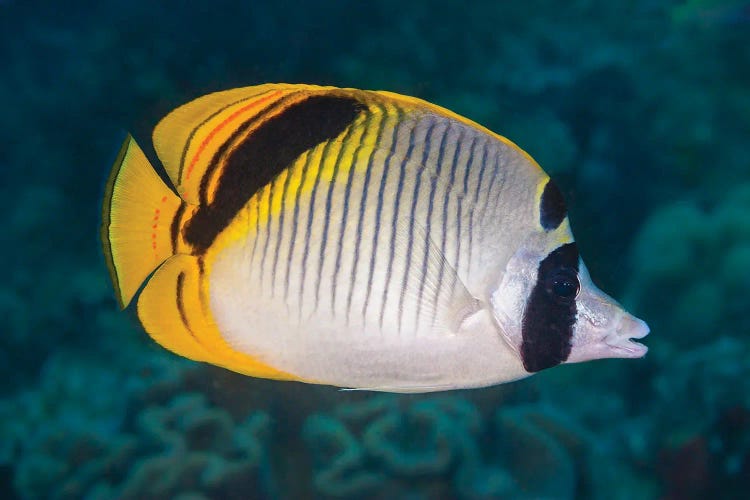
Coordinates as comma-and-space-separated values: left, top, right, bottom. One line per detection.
540, 179, 567, 231
185, 94, 365, 253
520, 242, 579, 372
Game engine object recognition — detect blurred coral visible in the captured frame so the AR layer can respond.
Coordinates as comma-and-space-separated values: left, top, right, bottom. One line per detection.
626, 183, 750, 346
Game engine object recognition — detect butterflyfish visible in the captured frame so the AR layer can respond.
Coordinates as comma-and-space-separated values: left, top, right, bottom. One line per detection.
101, 84, 649, 392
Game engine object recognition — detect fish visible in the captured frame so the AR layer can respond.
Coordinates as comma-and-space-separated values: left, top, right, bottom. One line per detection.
101, 84, 649, 393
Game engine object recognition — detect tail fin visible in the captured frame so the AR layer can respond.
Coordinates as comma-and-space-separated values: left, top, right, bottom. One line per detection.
101, 135, 185, 308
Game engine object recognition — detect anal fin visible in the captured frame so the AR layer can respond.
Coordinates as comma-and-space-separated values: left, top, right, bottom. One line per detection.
137, 254, 301, 381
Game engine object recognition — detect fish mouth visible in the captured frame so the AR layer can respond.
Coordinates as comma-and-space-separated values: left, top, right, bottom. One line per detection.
605, 316, 650, 358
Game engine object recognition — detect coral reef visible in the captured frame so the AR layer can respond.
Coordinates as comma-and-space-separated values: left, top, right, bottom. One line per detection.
302, 396, 640, 499
303, 414, 385, 498
7, 361, 275, 500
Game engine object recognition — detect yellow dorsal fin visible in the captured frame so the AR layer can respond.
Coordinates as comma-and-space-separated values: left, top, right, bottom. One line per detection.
152, 84, 335, 205
152, 84, 540, 206
137, 253, 302, 381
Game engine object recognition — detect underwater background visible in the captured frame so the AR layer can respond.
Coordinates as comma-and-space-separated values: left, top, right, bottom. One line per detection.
1, 0, 749, 498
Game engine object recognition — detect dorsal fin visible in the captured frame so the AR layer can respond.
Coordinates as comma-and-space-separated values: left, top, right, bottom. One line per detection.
154, 85, 366, 255
152, 84, 540, 207
152, 84, 335, 204
374, 90, 544, 174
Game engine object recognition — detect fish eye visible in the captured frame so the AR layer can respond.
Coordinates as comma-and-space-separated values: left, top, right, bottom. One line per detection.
546, 269, 579, 301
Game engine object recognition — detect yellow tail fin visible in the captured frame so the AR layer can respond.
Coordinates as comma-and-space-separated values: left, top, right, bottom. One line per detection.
101, 135, 185, 308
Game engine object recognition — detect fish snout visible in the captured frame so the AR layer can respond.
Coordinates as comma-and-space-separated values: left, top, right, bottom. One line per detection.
604, 314, 650, 358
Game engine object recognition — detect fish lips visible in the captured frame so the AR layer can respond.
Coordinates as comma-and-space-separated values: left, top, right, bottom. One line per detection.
567, 314, 650, 363
604, 315, 650, 358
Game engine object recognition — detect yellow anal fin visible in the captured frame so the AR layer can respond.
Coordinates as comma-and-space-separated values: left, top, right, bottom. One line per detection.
137, 254, 301, 382
153, 84, 331, 205
102, 134, 184, 308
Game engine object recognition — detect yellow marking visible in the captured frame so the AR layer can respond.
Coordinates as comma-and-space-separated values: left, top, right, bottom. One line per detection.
544, 218, 575, 254
138, 254, 304, 381
533, 174, 574, 253
271, 169, 289, 214
102, 135, 184, 308
155, 86, 292, 204
532, 175, 574, 251
294, 142, 327, 208
184, 90, 285, 182
155, 86, 327, 205
282, 149, 311, 210
351, 104, 389, 175
259, 184, 273, 232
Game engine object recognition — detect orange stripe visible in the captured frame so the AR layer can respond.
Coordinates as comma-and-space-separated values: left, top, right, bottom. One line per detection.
149, 195, 169, 253
185, 90, 284, 181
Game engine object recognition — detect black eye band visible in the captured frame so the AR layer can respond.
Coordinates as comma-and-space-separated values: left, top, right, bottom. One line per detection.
520, 243, 579, 372
546, 268, 580, 302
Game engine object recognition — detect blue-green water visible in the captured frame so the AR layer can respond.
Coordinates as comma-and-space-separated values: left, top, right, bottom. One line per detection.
2, 1, 749, 498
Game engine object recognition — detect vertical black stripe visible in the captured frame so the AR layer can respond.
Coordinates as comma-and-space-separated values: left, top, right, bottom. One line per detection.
346, 104, 388, 323
248, 187, 264, 281
170, 202, 186, 253
379, 110, 411, 329
521, 243, 579, 372
398, 120, 435, 334
480, 153, 501, 224
463, 137, 480, 270
302, 132, 339, 311
177, 266, 208, 348
362, 104, 395, 322
415, 122, 449, 330
176, 272, 192, 332
334, 111, 375, 320
452, 135, 474, 287
435, 128, 463, 325
454, 135, 477, 277
184, 94, 364, 254
316, 120, 358, 311
258, 183, 278, 290
284, 150, 315, 302
462, 136, 476, 196
473, 140, 489, 207
472, 139, 490, 241
299, 148, 326, 309
271, 165, 295, 296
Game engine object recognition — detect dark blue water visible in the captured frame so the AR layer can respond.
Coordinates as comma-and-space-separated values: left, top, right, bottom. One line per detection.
2, 1, 748, 498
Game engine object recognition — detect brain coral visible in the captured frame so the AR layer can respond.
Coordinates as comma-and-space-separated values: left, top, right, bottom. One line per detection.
5, 350, 275, 500
302, 395, 626, 499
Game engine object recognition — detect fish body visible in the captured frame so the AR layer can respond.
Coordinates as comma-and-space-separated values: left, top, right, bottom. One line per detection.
102, 84, 648, 392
